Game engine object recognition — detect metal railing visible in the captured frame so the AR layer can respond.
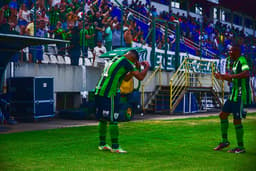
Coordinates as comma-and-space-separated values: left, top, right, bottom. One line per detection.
170, 58, 224, 111
126, 8, 217, 59
141, 64, 162, 111
169, 59, 188, 110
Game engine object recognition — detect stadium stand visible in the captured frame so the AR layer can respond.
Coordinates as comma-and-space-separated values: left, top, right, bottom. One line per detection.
0, 0, 255, 74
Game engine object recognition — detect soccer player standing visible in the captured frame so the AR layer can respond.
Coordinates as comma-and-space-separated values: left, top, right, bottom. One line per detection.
95, 50, 149, 153
214, 44, 251, 153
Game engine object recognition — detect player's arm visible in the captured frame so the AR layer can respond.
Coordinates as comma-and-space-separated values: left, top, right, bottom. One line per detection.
127, 61, 150, 81
214, 72, 232, 82
215, 70, 250, 82
230, 70, 250, 79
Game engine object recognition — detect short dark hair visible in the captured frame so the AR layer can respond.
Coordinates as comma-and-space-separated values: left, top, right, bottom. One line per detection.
231, 42, 241, 52
129, 50, 139, 61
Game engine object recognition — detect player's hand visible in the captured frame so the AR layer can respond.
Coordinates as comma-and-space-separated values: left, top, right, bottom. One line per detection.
214, 72, 221, 79
141, 61, 150, 70
135, 61, 141, 69
141, 61, 149, 68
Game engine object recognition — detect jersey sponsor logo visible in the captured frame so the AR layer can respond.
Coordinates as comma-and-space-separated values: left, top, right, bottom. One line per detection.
102, 110, 110, 117
114, 113, 119, 120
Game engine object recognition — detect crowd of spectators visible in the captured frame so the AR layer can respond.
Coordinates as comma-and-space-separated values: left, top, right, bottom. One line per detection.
0, 0, 255, 73
0, 0, 127, 65
124, 0, 256, 73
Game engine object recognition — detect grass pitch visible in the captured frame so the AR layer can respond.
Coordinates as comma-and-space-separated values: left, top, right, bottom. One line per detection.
0, 114, 256, 171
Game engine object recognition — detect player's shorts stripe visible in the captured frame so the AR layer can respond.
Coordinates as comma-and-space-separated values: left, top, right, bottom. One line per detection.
110, 95, 114, 122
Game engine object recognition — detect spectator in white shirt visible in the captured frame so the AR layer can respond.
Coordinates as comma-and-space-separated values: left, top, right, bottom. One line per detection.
93, 40, 107, 66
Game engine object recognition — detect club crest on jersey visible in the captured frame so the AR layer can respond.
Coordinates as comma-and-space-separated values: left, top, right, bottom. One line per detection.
102, 110, 110, 117
114, 113, 119, 120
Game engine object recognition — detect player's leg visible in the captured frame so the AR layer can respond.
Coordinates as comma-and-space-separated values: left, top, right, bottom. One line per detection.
214, 100, 231, 151
110, 94, 127, 153
228, 100, 245, 153
96, 95, 111, 151
220, 111, 230, 143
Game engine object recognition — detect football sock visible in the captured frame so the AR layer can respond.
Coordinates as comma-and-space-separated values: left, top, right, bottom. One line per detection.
220, 119, 229, 143
235, 124, 244, 148
110, 122, 119, 149
99, 120, 107, 146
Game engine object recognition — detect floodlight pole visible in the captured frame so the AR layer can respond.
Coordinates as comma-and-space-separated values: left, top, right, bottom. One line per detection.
33, 0, 36, 36
82, 0, 85, 65
175, 20, 180, 70
151, 15, 156, 69
164, 21, 168, 70
114, 0, 124, 47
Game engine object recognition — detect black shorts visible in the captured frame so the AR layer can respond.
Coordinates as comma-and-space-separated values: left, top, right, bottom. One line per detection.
95, 94, 120, 122
222, 98, 243, 119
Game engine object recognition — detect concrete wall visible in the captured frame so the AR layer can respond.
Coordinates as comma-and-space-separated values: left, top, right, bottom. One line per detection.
6, 63, 173, 93
7, 63, 104, 93
7, 63, 228, 93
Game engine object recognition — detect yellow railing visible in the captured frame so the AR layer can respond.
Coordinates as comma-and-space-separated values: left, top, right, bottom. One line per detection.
170, 59, 188, 110
141, 64, 162, 111
170, 58, 225, 111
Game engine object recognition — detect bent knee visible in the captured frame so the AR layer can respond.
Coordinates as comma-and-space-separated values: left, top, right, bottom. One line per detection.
219, 112, 229, 120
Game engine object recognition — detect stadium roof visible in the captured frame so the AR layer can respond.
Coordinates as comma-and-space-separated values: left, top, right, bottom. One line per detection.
191, 0, 256, 19
219, 0, 256, 19
0, 33, 69, 93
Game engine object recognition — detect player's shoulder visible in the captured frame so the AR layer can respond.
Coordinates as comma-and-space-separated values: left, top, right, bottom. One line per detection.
238, 56, 247, 62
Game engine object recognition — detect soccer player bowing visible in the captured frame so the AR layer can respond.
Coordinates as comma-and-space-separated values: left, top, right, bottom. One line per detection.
214, 43, 251, 153
95, 50, 149, 153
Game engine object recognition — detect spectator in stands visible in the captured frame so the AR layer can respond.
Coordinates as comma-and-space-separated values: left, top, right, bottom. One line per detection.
124, 27, 133, 47
79, 22, 90, 58
133, 26, 144, 44
8, 0, 18, 14
18, 3, 30, 35
8, 4, 17, 30
25, 16, 34, 36
68, 25, 80, 65
112, 24, 123, 49
66, 9, 78, 28
35, 19, 47, 63
49, 0, 61, 7
94, 11, 104, 42
59, 1, 67, 29
122, 0, 128, 7
104, 21, 112, 51
0, 4, 9, 25
28, 20, 44, 63
93, 40, 107, 66
37, 8, 49, 28
88, 22, 96, 50
48, 5, 60, 32
53, 21, 66, 55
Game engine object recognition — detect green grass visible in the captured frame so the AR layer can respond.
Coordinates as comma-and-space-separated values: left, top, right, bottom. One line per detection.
0, 114, 256, 171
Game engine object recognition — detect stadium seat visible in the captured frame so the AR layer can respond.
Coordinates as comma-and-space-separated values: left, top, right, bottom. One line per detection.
64, 56, 71, 64
84, 58, 92, 66
79, 57, 83, 66
49, 54, 58, 64
42, 54, 50, 64
47, 44, 57, 54
57, 55, 65, 64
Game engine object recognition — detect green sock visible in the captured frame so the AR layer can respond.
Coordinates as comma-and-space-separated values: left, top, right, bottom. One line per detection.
220, 119, 229, 143
99, 120, 107, 146
235, 124, 244, 148
110, 122, 119, 149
